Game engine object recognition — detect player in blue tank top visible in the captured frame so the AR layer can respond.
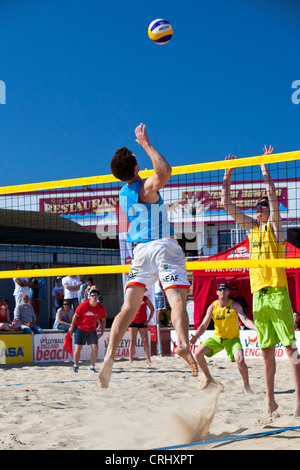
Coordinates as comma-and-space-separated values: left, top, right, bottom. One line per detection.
98, 123, 198, 388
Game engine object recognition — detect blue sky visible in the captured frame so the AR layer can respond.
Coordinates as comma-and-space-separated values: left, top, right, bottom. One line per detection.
0, 0, 299, 186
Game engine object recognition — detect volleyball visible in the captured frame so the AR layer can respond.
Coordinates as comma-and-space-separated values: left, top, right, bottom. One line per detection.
148, 19, 173, 45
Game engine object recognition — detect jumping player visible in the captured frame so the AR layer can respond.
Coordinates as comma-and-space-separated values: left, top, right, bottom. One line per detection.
221, 145, 300, 417
98, 123, 198, 388
190, 282, 255, 393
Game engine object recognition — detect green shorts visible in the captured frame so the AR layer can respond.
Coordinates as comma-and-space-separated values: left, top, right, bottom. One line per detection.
201, 335, 243, 362
253, 286, 296, 349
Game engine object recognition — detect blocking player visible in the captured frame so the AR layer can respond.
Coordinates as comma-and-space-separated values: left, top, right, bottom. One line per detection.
98, 123, 198, 388
221, 145, 300, 417
190, 282, 255, 393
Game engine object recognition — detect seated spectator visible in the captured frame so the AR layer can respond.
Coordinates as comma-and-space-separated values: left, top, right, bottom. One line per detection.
0, 298, 21, 331
53, 300, 73, 332
14, 294, 43, 334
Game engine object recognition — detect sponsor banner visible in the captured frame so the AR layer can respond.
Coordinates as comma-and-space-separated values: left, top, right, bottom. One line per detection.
100, 331, 146, 360
33, 330, 147, 363
0, 334, 33, 364
34, 333, 72, 363
170, 330, 300, 360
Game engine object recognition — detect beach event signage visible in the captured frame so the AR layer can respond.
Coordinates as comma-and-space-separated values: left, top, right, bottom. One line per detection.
33, 331, 147, 363
171, 330, 300, 360
0, 334, 33, 364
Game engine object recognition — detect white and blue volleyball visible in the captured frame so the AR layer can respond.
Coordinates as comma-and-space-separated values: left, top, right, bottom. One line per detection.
148, 19, 173, 45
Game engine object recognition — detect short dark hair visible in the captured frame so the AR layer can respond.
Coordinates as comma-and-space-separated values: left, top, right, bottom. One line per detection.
90, 289, 100, 296
110, 147, 137, 182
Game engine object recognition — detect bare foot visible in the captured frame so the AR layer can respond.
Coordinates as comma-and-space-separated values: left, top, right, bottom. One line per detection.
176, 346, 198, 377
244, 385, 253, 394
198, 374, 224, 391
98, 358, 114, 389
199, 375, 215, 390
266, 400, 279, 417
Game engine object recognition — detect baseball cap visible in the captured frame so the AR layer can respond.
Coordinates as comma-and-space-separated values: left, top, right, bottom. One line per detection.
217, 282, 229, 290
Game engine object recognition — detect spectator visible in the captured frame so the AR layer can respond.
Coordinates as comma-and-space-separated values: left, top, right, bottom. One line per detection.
62, 275, 80, 311
69, 289, 106, 373
14, 294, 43, 334
52, 277, 64, 311
155, 281, 166, 327
0, 299, 21, 331
129, 294, 155, 364
84, 277, 99, 300
294, 312, 300, 332
229, 284, 249, 315
53, 300, 73, 332
29, 263, 46, 326
13, 263, 33, 313
77, 275, 87, 303
229, 283, 249, 330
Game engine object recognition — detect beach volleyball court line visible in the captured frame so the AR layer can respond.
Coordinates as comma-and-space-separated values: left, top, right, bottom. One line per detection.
0, 372, 263, 388
0, 375, 154, 388
151, 425, 300, 450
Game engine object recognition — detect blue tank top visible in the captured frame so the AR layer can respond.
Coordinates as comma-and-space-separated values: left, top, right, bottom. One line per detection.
119, 181, 174, 243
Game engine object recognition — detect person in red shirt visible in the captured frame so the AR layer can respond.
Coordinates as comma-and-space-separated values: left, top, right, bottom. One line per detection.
129, 295, 154, 364
69, 289, 106, 373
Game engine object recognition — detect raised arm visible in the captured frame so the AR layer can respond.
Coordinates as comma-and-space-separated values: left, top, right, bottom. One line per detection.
221, 154, 255, 234
135, 123, 172, 203
260, 145, 285, 244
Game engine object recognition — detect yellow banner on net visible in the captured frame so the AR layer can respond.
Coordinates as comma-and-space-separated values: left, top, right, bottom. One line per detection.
0, 258, 300, 279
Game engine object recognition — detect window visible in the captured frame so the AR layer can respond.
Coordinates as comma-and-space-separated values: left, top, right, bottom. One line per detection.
218, 230, 231, 252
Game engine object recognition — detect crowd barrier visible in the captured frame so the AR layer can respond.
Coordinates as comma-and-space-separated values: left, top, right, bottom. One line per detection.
1, 328, 300, 365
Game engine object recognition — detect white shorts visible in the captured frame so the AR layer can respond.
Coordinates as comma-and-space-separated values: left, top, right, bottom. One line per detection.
126, 238, 190, 292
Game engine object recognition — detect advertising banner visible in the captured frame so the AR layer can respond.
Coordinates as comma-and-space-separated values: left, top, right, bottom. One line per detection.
33, 330, 147, 363
170, 330, 300, 360
0, 334, 33, 364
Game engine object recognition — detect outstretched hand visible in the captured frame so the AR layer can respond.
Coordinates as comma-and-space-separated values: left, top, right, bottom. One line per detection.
263, 145, 274, 155
224, 154, 238, 177
189, 334, 198, 345
135, 123, 150, 148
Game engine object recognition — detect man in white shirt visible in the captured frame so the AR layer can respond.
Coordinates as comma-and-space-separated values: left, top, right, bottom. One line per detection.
13, 263, 34, 314
62, 275, 80, 311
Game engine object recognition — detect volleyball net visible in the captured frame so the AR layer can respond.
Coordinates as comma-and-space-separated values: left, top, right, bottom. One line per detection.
0, 150, 300, 279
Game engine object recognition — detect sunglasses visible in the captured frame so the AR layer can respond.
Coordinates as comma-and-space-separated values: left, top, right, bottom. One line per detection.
90, 294, 99, 297
256, 201, 269, 209
63, 303, 70, 305
217, 288, 229, 291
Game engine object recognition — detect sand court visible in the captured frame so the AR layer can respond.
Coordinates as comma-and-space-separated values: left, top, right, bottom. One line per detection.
1, 356, 300, 450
